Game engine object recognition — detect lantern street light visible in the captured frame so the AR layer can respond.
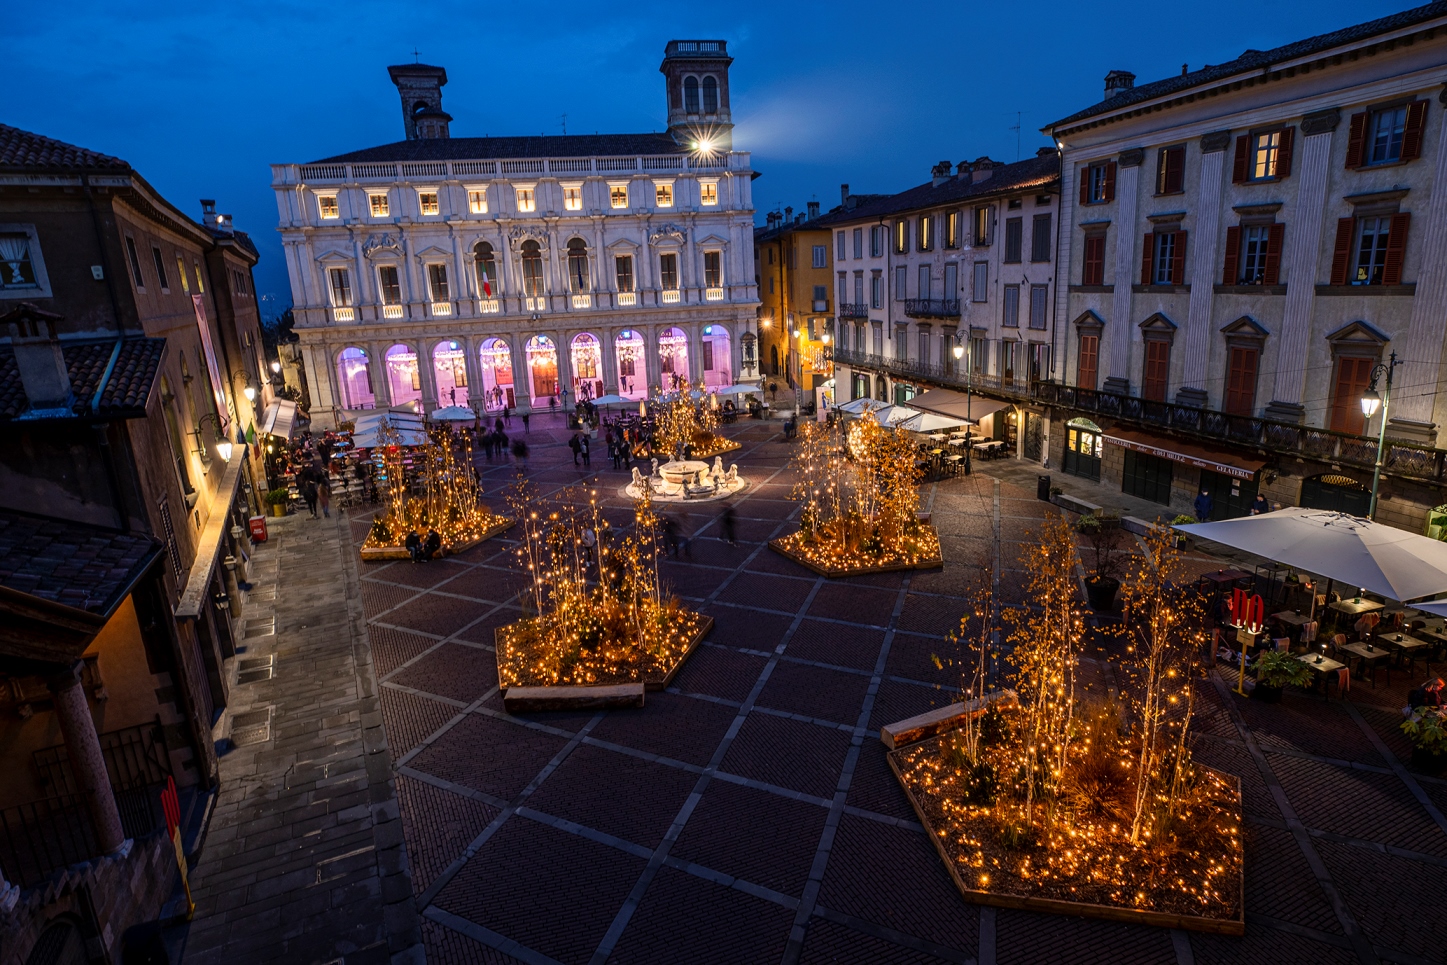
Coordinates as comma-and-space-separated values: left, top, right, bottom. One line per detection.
1359, 350, 1400, 520
952, 338, 972, 476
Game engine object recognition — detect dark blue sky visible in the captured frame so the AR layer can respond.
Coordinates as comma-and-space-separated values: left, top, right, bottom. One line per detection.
11, 0, 1407, 313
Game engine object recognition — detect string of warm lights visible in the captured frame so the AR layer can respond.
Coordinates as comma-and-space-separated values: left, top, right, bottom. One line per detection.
649, 383, 734, 458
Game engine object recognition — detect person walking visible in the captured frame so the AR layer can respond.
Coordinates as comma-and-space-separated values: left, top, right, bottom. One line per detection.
569, 434, 582, 465
580, 434, 591, 468
1193, 489, 1213, 522
299, 466, 320, 519
522, 412, 530, 435
580, 525, 596, 565
503, 405, 512, 427
317, 470, 332, 519
721, 505, 737, 546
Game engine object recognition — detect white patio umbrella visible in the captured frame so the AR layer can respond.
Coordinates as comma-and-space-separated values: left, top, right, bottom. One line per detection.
430, 406, 476, 421
591, 394, 627, 406
901, 411, 966, 433
837, 397, 884, 416
714, 383, 757, 396
1175, 507, 1447, 602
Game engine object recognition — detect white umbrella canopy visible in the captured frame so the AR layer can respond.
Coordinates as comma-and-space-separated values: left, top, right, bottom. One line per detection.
1175, 507, 1447, 602
837, 397, 885, 415
591, 394, 628, 405
902, 411, 966, 433
1411, 599, 1447, 618
872, 404, 925, 427
430, 406, 477, 421
714, 384, 758, 396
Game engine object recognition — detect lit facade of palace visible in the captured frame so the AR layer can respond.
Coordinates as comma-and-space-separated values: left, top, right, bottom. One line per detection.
271, 41, 759, 425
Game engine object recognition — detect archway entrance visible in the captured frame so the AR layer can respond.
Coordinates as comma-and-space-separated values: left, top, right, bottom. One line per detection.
701, 325, 731, 389
571, 333, 603, 402
659, 327, 689, 392
615, 330, 646, 399
526, 335, 559, 405
335, 347, 375, 409
432, 341, 468, 407
477, 338, 514, 410
384, 344, 421, 407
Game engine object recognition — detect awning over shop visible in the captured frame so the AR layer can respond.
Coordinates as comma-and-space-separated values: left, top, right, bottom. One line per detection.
175, 451, 248, 620
907, 388, 1009, 424
1103, 428, 1264, 481
261, 399, 297, 440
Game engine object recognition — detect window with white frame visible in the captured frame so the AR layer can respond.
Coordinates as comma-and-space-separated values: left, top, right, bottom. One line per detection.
1251, 132, 1282, 180
563, 183, 583, 211
468, 188, 488, 214
704, 251, 722, 288
852, 228, 863, 259
427, 263, 449, 301
317, 195, 339, 219
972, 261, 988, 302
659, 252, 679, 289
655, 182, 673, 207
699, 180, 719, 206
610, 183, 629, 209
328, 267, 352, 306
615, 255, 635, 292
870, 225, 883, 257
894, 265, 907, 299
369, 193, 390, 217
870, 272, 882, 308
124, 236, 146, 290
515, 186, 536, 213
418, 191, 440, 216
0, 229, 43, 293
836, 231, 846, 260
377, 265, 402, 305
812, 245, 827, 269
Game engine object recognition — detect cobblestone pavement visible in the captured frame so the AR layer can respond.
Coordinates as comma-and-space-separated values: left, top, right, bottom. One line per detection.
350, 413, 1446, 965
175, 511, 421, 964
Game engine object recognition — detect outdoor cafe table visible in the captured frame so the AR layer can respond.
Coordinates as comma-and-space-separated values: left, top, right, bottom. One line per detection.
1273, 611, 1313, 629
1200, 569, 1251, 587
1331, 598, 1386, 616
1339, 642, 1394, 683
1296, 653, 1346, 695
1377, 632, 1433, 666
949, 437, 969, 447
927, 434, 948, 443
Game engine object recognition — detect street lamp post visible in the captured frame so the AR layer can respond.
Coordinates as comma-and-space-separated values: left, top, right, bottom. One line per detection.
1359, 350, 1400, 520
952, 337, 971, 476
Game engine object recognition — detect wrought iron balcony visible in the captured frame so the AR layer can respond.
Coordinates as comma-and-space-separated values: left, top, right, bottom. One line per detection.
832, 348, 1032, 401
837, 303, 869, 319
903, 299, 961, 319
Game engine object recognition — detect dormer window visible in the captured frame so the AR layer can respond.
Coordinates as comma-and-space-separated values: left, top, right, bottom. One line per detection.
317, 195, 339, 219
369, 193, 390, 217
418, 191, 440, 216
515, 186, 536, 213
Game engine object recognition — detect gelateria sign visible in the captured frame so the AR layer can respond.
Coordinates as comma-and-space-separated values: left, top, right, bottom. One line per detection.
1102, 428, 1263, 481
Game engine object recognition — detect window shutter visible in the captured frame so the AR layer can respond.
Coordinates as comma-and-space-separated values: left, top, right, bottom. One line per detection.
1078, 334, 1098, 390
1079, 169, 1091, 206
1222, 226, 1241, 284
1344, 112, 1368, 169
1276, 128, 1294, 178
1165, 148, 1184, 194
1103, 162, 1116, 202
1144, 340, 1170, 401
1402, 101, 1428, 162
1329, 218, 1355, 285
1083, 235, 1105, 286
1263, 223, 1285, 285
1225, 347, 1258, 416
1170, 229, 1187, 285
1140, 232, 1155, 285
1232, 136, 1250, 183
1383, 212, 1411, 285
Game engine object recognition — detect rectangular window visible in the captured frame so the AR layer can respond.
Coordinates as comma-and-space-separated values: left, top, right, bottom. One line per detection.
705, 251, 722, 288
943, 262, 958, 297
1224, 345, 1258, 416
836, 231, 846, 260
873, 325, 884, 356
918, 265, 931, 300
418, 192, 440, 215
699, 180, 718, 205
1156, 145, 1185, 195
853, 227, 863, 258
563, 185, 583, 211
918, 214, 932, 251
377, 265, 401, 305
1004, 218, 1023, 263
853, 273, 864, 305
125, 236, 146, 289
659, 252, 678, 289
1150, 231, 1185, 285
1082, 162, 1116, 204
1354, 216, 1392, 285
615, 255, 634, 293
516, 187, 536, 212
894, 264, 907, 299
971, 336, 987, 375
318, 195, 339, 219
1077, 333, 1099, 390
1029, 285, 1048, 330
1031, 214, 1052, 262
151, 246, 170, 291
813, 245, 828, 269
610, 184, 628, 209
468, 188, 488, 213
176, 255, 189, 293
427, 263, 449, 301
1330, 356, 1375, 434
1251, 131, 1281, 180
838, 273, 848, 308
895, 219, 909, 254
369, 193, 390, 217
870, 273, 883, 308
1003, 285, 1020, 327
894, 327, 907, 360
1143, 340, 1170, 401
945, 210, 961, 249
1082, 234, 1106, 285
870, 225, 883, 257
972, 261, 988, 302
1000, 340, 1020, 385
1368, 107, 1408, 165
655, 182, 673, 207
328, 267, 352, 307
1240, 225, 1270, 284
919, 330, 931, 364
193, 263, 204, 294
974, 206, 991, 246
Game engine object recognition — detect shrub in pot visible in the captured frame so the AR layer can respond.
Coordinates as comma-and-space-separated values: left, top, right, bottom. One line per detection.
1170, 514, 1196, 549
1249, 649, 1313, 702
265, 488, 289, 517
1078, 513, 1125, 611
1400, 706, 1447, 773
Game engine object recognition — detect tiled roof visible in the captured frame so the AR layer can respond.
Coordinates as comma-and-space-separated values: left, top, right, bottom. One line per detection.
0, 123, 130, 171
1049, 1, 1447, 129
0, 337, 165, 420
312, 132, 687, 164
812, 154, 1061, 226
0, 510, 160, 615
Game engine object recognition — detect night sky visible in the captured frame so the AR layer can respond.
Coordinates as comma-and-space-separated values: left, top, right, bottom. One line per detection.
9, 0, 1407, 312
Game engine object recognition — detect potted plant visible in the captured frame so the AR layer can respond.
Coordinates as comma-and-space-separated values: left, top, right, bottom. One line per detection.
1078, 513, 1126, 611
264, 488, 290, 518
1400, 706, 1447, 773
1249, 649, 1314, 702
1170, 514, 1196, 550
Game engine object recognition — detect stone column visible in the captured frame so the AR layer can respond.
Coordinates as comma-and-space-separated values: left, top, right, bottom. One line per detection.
1178, 132, 1231, 407
461, 335, 483, 414
1105, 148, 1144, 394
511, 334, 533, 413
601, 327, 620, 396
1267, 108, 1339, 422
645, 324, 664, 396
369, 342, 392, 407
48, 663, 125, 855
687, 322, 703, 384
554, 331, 572, 408
416, 339, 438, 412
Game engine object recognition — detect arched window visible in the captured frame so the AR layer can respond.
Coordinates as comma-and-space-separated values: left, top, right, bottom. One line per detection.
702, 75, 718, 113
520, 240, 544, 297
473, 242, 497, 297
566, 238, 589, 293
683, 76, 700, 113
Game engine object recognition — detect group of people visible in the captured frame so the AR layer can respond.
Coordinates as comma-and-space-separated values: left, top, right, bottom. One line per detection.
1192, 488, 1274, 522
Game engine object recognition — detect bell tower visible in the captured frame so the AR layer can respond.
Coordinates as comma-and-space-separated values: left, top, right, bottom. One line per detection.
660, 40, 734, 151
387, 64, 453, 140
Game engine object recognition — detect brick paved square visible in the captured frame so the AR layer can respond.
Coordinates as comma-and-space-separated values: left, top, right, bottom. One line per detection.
718, 712, 852, 798
365, 558, 473, 590
589, 691, 738, 766
886, 631, 970, 689
362, 580, 423, 620
408, 713, 569, 801
524, 743, 697, 849
799, 917, 959, 964
421, 917, 529, 964
668, 644, 768, 702
1316, 838, 1447, 962
656, 561, 729, 600
370, 624, 446, 676
1238, 822, 1343, 935
604, 867, 793, 964
1240, 696, 1384, 765
388, 642, 498, 703
686, 538, 758, 570
1272, 755, 1447, 858
702, 606, 795, 651
896, 594, 966, 638
435, 817, 646, 965
845, 741, 917, 822
478, 691, 600, 735
397, 774, 499, 895
670, 779, 828, 895
744, 544, 816, 576
869, 679, 952, 732
384, 591, 494, 638
757, 659, 872, 725
787, 619, 887, 671
433, 566, 532, 606
807, 583, 901, 627
381, 687, 462, 757
718, 570, 814, 614
449, 606, 523, 645
1188, 926, 1357, 965
996, 909, 1175, 965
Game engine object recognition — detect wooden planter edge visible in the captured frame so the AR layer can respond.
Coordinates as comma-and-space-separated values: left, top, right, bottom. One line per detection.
360, 516, 516, 561
767, 530, 944, 577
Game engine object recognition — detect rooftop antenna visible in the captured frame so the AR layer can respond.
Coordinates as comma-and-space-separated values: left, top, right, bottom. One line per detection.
560, 113, 568, 135
1009, 111, 1022, 161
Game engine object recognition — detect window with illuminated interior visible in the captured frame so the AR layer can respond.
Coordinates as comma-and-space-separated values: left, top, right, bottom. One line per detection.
699, 180, 718, 206
563, 184, 583, 211
318, 195, 339, 219
468, 188, 488, 213
655, 182, 673, 207
610, 184, 628, 209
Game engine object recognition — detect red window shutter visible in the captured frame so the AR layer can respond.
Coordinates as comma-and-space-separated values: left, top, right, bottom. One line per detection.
1140, 233, 1155, 285
1383, 211, 1411, 285
1329, 217, 1356, 285
1330, 357, 1374, 434
1276, 128, 1294, 178
1263, 223, 1285, 285
1143, 340, 1170, 402
1402, 100, 1428, 162
1103, 162, 1117, 202
1166, 148, 1184, 194
1232, 136, 1250, 183
1345, 112, 1368, 169
1078, 335, 1098, 390
1224, 347, 1258, 416
1222, 226, 1241, 285
1083, 235, 1105, 286
1170, 229, 1188, 285
1079, 168, 1091, 206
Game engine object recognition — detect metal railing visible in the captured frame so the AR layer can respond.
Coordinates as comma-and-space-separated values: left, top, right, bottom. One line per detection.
833, 348, 1031, 399
0, 793, 97, 888
837, 303, 869, 319
903, 299, 961, 319
292, 151, 748, 184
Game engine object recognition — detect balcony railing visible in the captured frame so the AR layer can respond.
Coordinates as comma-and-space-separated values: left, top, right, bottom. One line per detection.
288, 150, 749, 185
661, 289, 681, 304
903, 298, 961, 319
838, 303, 870, 319
331, 307, 355, 323
478, 298, 500, 314
571, 293, 593, 309
381, 304, 404, 319
705, 287, 725, 302
832, 346, 1447, 484
617, 292, 637, 307
430, 301, 453, 316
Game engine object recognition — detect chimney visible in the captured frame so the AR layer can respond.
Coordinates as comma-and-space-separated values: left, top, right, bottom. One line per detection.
971, 157, 997, 183
4, 304, 72, 417
840, 183, 850, 205
200, 199, 234, 235
930, 161, 952, 187
955, 160, 972, 180
807, 201, 819, 220
784, 206, 793, 224
1104, 70, 1136, 99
